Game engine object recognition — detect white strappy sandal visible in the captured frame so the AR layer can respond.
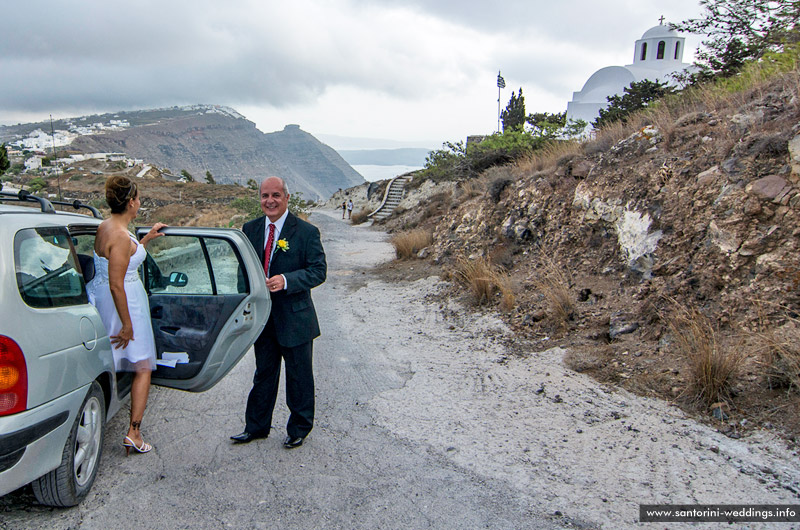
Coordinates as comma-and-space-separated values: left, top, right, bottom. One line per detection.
122, 436, 153, 455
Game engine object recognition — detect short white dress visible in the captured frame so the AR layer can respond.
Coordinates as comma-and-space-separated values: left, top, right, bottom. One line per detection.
88, 235, 157, 372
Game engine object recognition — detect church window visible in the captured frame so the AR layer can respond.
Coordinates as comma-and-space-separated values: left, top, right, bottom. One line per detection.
640, 43, 647, 60
674, 42, 680, 59
657, 41, 665, 60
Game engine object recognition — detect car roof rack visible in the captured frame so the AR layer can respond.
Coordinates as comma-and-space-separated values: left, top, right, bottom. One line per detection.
0, 190, 103, 219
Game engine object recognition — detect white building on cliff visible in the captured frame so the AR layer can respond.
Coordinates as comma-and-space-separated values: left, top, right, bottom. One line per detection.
566, 21, 693, 128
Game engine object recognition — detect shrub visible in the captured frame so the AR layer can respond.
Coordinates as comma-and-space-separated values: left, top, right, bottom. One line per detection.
662, 302, 744, 406
417, 141, 469, 183
494, 269, 516, 312
350, 209, 370, 225
757, 317, 800, 392
488, 178, 512, 202
418, 129, 555, 183
27, 177, 47, 193
231, 197, 261, 222
89, 198, 107, 211
454, 256, 515, 310
458, 179, 483, 199
531, 257, 574, 327
455, 257, 495, 305
288, 191, 311, 218
391, 229, 433, 259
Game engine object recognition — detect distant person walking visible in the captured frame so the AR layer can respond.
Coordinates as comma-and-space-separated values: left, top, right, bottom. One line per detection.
341, 201, 346, 219
346, 199, 353, 220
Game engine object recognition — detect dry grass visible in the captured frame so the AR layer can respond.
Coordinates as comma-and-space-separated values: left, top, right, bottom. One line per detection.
749, 306, 800, 392
350, 209, 370, 225
458, 179, 484, 199
662, 302, 744, 407
584, 117, 642, 155
583, 53, 800, 155
147, 204, 195, 225
454, 256, 515, 310
455, 257, 495, 304
531, 257, 574, 327
391, 229, 433, 259
761, 320, 800, 391
516, 140, 584, 174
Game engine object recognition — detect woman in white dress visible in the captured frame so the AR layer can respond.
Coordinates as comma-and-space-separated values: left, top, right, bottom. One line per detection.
90, 175, 166, 455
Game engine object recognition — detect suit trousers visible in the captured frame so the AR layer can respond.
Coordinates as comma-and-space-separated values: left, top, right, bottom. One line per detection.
244, 317, 315, 439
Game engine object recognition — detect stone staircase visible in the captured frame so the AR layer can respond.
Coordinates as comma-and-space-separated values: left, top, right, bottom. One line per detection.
368, 174, 413, 220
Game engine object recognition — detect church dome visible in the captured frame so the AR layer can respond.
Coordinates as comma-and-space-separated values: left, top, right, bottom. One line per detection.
641, 24, 677, 39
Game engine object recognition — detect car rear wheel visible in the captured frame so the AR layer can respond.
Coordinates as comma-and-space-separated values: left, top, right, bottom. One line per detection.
32, 381, 106, 506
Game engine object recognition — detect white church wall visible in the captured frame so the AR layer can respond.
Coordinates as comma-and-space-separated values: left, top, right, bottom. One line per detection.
566, 23, 692, 129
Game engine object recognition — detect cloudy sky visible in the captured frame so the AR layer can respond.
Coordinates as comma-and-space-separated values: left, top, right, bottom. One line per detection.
0, 0, 703, 149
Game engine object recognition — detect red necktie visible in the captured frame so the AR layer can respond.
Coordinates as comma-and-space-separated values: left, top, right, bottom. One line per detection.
264, 223, 275, 278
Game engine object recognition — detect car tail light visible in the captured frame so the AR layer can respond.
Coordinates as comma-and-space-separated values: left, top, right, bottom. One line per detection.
0, 336, 27, 415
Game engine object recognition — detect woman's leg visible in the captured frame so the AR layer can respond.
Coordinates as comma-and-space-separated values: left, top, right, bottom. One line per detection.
127, 368, 151, 444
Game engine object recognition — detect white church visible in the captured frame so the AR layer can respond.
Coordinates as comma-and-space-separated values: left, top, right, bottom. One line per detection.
566, 20, 693, 128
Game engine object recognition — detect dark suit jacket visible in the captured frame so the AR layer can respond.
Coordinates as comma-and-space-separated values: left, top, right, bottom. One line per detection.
243, 212, 327, 348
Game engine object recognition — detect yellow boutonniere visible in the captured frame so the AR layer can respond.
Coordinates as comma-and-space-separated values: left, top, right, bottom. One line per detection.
277, 239, 289, 252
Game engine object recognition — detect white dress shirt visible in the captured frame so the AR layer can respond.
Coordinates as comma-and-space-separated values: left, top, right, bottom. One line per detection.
265, 209, 289, 290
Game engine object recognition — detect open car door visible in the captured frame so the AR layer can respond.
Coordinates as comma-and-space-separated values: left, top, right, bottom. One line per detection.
135, 227, 269, 392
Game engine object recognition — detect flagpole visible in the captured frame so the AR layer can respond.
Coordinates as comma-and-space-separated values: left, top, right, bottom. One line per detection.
496, 71, 505, 133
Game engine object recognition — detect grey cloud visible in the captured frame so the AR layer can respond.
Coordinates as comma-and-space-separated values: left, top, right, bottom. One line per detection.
2, 1, 458, 115
0, 0, 703, 126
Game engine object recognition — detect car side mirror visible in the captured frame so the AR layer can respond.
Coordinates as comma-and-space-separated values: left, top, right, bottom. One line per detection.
168, 271, 188, 287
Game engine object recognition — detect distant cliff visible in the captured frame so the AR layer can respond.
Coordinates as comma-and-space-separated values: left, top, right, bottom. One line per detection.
60, 107, 364, 200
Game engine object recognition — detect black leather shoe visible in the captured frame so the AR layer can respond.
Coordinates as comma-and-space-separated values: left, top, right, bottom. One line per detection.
230, 431, 267, 444
283, 435, 304, 449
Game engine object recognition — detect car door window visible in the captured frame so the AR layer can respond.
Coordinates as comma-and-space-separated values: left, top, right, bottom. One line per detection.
14, 227, 87, 308
143, 235, 246, 295
132, 228, 268, 392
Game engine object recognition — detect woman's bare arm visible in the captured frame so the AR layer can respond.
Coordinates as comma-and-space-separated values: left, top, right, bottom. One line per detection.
107, 230, 135, 349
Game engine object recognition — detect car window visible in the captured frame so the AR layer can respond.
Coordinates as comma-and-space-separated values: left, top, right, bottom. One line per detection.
144, 235, 248, 295
14, 227, 88, 308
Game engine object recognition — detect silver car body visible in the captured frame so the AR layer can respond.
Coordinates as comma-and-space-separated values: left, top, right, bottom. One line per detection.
0, 200, 269, 502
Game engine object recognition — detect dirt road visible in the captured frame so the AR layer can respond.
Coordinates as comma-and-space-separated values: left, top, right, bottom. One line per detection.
1, 209, 569, 530
3, 208, 799, 529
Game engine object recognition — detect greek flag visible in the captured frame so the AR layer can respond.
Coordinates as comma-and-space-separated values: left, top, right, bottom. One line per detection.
497, 72, 506, 89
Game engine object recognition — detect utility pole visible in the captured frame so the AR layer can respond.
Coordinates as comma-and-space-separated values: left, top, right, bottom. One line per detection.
497, 71, 506, 133
50, 114, 62, 200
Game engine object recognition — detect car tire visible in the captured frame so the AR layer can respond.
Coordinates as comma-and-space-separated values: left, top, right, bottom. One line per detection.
32, 381, 106, 507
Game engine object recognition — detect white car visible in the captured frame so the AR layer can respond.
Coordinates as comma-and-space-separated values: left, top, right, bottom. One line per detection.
0, 190, 269, 506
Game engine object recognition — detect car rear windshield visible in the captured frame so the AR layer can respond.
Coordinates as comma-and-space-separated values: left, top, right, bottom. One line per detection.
14, 226, 88, 308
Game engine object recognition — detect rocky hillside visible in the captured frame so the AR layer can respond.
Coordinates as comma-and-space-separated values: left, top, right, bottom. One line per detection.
5, 106, 365, 200
369, 70, 800, 442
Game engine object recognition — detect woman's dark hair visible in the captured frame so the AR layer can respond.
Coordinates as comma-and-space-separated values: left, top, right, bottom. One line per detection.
105, 175, 138, 214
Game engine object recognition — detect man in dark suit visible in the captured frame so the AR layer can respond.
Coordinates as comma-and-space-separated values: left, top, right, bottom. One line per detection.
231, 176, 327, 448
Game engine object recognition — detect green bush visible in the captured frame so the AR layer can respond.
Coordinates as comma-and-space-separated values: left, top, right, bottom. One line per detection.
27, 177, 47, 193
418, 129, 564, 183
231, 197, 262, 222
288, 191, 311, 218
417, 141, 469, 183
469, 129, 549, 171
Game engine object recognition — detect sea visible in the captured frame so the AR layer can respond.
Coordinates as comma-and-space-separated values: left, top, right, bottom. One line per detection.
352, 164, 423, 182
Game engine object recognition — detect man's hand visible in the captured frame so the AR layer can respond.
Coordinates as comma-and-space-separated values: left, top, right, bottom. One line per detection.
266, 274, 285, 292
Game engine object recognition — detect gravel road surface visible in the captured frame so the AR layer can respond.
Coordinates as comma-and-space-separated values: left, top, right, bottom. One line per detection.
1, 209, 575, 530
4, 208, 799, 529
